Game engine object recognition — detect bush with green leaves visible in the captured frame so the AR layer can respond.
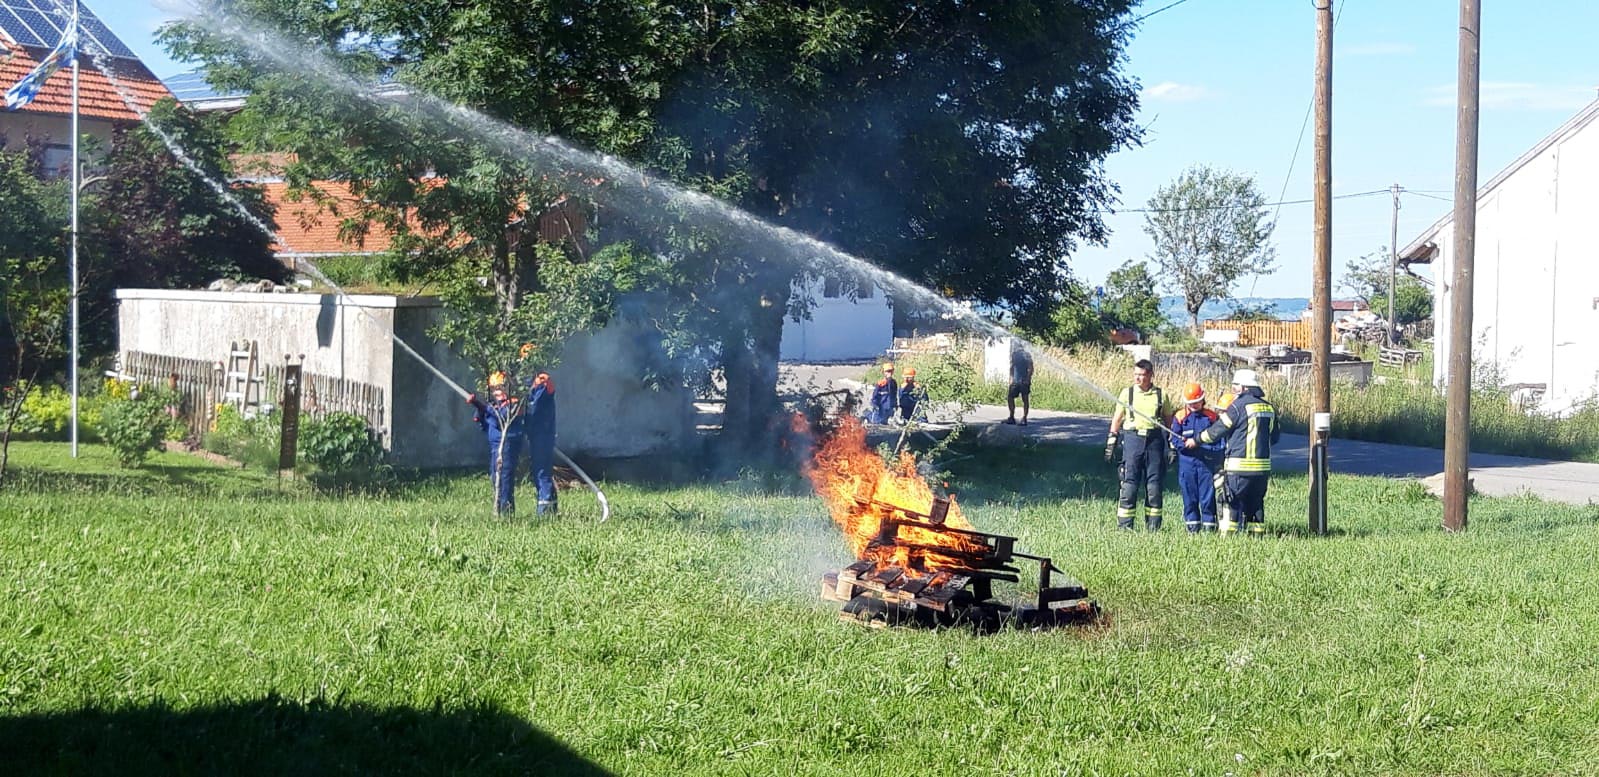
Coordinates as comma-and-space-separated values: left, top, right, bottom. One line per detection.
11, 382, 70, 440
97, 387, 175, 468
298, 412, 384, 484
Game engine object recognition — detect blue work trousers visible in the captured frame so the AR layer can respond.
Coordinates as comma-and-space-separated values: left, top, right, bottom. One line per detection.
1176, 455, 1218, 532
528, 431, 557, 515
487, 435, 523, 514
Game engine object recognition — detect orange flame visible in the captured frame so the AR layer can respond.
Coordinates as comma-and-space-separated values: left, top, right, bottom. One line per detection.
805, 416, 988, 570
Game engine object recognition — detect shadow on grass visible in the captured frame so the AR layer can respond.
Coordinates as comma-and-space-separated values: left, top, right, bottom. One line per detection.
0, 694, 611, 776
2, 467, 294, 500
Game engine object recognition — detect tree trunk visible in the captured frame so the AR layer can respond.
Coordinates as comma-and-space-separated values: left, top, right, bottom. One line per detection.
491, 235, 519, 324
718, 273, 790, 465
1189, 306, 1202, 334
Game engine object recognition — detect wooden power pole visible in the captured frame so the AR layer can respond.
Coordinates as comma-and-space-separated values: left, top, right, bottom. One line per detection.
1308, 0, 1334, 535
1389, 184, 1402, 346
1444, 0, 1481, 532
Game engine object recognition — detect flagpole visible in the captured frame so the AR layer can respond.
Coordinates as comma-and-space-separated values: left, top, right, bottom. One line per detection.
68, 0, 80, 458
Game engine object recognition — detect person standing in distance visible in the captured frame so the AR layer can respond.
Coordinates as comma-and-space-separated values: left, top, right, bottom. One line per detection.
1104, 359, 1175, 530
1004, 342, 1033, 425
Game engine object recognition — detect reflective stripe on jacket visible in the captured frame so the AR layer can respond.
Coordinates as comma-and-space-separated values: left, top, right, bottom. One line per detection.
1199, 388, 1280, 473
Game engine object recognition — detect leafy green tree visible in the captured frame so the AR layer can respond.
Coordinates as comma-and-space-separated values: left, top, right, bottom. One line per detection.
1142, 165, 1277, 332
1100, 261, 1166, 339
0, 147, 69, 484
1015, 280, 1106, 348
75, 99, 285, 358
166, 0, 1142, 455
1340, 248, 1432, 326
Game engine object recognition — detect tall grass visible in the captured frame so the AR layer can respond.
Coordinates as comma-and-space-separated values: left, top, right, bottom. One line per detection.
3, 441, 1599, 774
897, 344, 1599, 462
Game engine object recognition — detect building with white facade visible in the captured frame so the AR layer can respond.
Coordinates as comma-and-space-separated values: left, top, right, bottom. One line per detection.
1400, 99, 1599, 414
780, 275, 894, 363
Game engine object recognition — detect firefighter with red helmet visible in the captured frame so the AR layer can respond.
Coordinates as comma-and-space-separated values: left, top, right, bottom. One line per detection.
1170, 382, 1225, 532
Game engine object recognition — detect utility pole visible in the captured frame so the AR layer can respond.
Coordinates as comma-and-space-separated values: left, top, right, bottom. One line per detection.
1444, 0, 1481, 532
1388, 184, 1402, 346
1308, 0, 1334, 536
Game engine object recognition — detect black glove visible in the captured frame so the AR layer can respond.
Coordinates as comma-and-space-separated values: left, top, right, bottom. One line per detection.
1166, 447, 1178, 466
1103, 434, 1117, 463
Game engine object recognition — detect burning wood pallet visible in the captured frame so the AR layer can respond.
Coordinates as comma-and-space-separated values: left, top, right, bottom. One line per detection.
819, 479, 1099, 632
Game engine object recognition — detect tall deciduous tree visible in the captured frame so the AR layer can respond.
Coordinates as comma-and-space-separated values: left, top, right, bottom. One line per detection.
1101, 261, 1166, 339
1142, 165, 1276, 332
166, 0, 1142, 456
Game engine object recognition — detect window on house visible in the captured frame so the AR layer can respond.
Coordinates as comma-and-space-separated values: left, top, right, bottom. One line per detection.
40, 144, 72, 180
823, 276, 842, 298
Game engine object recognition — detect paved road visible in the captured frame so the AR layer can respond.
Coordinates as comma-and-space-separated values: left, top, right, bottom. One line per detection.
788, 363, 1599, 506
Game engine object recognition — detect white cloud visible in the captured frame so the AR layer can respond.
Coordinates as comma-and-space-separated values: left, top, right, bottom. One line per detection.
1140, 81, 1212, 103
1424, 82, 1599, 112
1339, 41, 1416, 57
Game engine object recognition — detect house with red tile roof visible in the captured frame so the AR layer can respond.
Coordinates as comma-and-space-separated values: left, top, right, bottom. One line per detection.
0, 0, 171, 177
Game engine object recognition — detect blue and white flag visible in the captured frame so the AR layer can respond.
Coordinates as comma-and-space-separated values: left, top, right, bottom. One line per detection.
5, 28, 77, 111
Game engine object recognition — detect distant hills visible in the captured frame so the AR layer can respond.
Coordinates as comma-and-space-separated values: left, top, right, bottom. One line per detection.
1159, 296, 1309, 326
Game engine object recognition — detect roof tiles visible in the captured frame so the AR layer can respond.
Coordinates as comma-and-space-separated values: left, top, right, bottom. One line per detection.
0, 40, 170, 121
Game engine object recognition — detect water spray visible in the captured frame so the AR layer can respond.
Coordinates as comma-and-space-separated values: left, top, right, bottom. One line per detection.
175, 5, 1175, 438
84, 41, 611, 520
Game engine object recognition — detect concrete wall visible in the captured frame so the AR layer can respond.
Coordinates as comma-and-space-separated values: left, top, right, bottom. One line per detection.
780, 276, 894, 362
1424, 106, 1599, 414
116, 289, 696, 467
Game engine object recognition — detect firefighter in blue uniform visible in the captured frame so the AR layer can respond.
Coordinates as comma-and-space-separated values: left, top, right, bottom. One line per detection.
898, 367, 924, 423
866, 363, 898, 424
466, 371, 524, 515
525, 371, 558, 515
1190, 369, 1280, 535
1104, 359, 1175, 530
1170, 382, 1225, 532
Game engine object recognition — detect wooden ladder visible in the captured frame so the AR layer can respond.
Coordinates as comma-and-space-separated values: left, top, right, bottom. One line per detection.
223, 339, 264, 415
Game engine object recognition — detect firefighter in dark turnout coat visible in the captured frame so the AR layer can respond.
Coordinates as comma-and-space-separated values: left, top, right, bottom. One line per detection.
1191, 369, 1280, 535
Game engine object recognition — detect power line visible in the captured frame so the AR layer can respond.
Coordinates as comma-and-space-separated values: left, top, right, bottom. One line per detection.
1406, 190, 1453, 202
1247, 0, 1349, 297
1116, 187, 1388, 214
1125, 0, 1197, 27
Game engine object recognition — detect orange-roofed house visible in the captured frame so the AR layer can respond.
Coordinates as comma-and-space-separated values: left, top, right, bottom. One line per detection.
0, 0, 172, 177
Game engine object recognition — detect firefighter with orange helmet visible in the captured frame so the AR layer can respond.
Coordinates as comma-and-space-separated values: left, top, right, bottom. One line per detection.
1170, 382, 1225, 532
898, 367, 925, 423
467, 370, 525, 514
525, 371, 558, 515
866, 362, 898, 424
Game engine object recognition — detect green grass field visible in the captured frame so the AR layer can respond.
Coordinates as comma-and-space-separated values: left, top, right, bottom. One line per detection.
3, 441, 1598, 775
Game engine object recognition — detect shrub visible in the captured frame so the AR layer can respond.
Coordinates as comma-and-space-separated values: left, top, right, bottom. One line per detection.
98, 390, 169, 468
13, 382, 71, 440
299, 412, 384, 484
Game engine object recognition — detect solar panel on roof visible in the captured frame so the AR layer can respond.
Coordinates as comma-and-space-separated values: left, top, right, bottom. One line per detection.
0, 0, 140, 61
0, 6, 48, 47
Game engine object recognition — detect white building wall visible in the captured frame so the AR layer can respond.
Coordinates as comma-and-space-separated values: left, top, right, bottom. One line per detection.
1552, 128, 1599, 409
780, 277, 894, 362
115, 290, 696, 466
1426, 108, 1599, 412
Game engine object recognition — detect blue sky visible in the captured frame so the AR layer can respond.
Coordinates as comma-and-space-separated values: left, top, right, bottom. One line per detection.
98, 0, 1599, 298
